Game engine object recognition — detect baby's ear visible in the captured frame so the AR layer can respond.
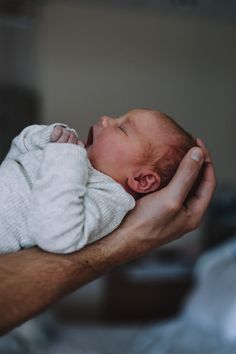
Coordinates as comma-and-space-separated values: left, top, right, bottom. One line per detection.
127, 168, 161, 195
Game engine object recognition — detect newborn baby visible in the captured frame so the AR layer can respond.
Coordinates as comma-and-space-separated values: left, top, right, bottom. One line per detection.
0, 108, 195, 254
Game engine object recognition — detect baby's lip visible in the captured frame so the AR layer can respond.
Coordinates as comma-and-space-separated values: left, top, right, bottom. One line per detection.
85, 126, 94, 148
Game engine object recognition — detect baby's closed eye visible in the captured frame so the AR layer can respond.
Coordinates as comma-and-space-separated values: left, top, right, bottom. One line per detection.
119, 126, 126, 134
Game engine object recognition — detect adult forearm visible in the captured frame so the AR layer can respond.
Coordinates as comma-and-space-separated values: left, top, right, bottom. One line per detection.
0, 222, 155, 335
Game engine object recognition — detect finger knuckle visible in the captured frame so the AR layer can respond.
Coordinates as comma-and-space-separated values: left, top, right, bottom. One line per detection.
54, 126, 61, 132
167, 200, 180, 212
54, 126, 62, 136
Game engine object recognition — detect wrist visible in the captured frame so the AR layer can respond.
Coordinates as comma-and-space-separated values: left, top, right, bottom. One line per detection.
101, 221, 160, 266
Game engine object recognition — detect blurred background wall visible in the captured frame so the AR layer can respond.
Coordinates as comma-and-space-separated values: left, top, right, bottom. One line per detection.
1, 0, 235, 185
36, 2, 236, 186
0, 11, 39, 161
0, 26, 6, 81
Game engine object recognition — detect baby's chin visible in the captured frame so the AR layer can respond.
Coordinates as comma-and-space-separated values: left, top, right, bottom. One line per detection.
86, 148, 99, 170
84, 141, 94, 162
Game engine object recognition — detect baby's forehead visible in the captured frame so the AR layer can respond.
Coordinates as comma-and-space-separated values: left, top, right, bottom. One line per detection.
126, 108, 195, 162
126, 111, 171, 153
129, 108, 168, 124
128, 109, 174, 136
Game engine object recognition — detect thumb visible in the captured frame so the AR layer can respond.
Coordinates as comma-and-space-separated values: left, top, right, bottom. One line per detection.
166, 147, 204, 206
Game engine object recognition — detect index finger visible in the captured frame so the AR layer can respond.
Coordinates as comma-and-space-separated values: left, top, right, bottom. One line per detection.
166, 147, 204, 206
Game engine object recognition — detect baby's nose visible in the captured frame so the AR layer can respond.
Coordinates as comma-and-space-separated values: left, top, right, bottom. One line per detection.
99, 115, 114, 127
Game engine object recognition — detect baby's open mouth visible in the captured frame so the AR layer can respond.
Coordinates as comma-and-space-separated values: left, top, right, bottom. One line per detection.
85, 126, 94, 148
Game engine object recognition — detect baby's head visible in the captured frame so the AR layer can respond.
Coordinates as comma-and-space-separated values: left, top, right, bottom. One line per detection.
85, 108, 196, 199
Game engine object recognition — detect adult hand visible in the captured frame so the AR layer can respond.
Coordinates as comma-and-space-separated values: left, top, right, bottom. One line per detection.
120, 142, 216, 256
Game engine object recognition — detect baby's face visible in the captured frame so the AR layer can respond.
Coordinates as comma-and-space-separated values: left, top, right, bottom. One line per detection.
85, 109, 168, 185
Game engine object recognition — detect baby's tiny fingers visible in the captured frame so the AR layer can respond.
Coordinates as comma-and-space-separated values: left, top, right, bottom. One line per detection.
77, 140, 85, 147
57, 128, 71, 143
68, 132, 78, 144
51, 126, 63, 142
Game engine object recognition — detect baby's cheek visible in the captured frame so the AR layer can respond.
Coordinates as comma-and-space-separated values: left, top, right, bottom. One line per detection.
88, 147, 110, 172
88, 134, 119, 169
87, 146, 102, 169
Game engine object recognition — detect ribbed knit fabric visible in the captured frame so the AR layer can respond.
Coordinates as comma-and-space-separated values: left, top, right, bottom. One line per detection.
0, 124, 135, 254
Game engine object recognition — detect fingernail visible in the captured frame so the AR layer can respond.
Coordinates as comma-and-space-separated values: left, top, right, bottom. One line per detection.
191, 148, 203, 162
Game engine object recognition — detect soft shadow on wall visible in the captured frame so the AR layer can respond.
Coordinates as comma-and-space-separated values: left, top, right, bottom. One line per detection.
0, 1, 40, 161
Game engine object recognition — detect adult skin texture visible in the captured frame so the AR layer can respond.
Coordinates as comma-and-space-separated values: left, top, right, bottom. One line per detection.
0, 141, 216, 335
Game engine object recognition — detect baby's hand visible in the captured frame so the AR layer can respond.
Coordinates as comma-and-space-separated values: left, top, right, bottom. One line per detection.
50, 126, 84, 146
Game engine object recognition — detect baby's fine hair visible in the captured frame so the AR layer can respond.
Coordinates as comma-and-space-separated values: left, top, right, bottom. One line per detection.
149, 112, 196, 190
